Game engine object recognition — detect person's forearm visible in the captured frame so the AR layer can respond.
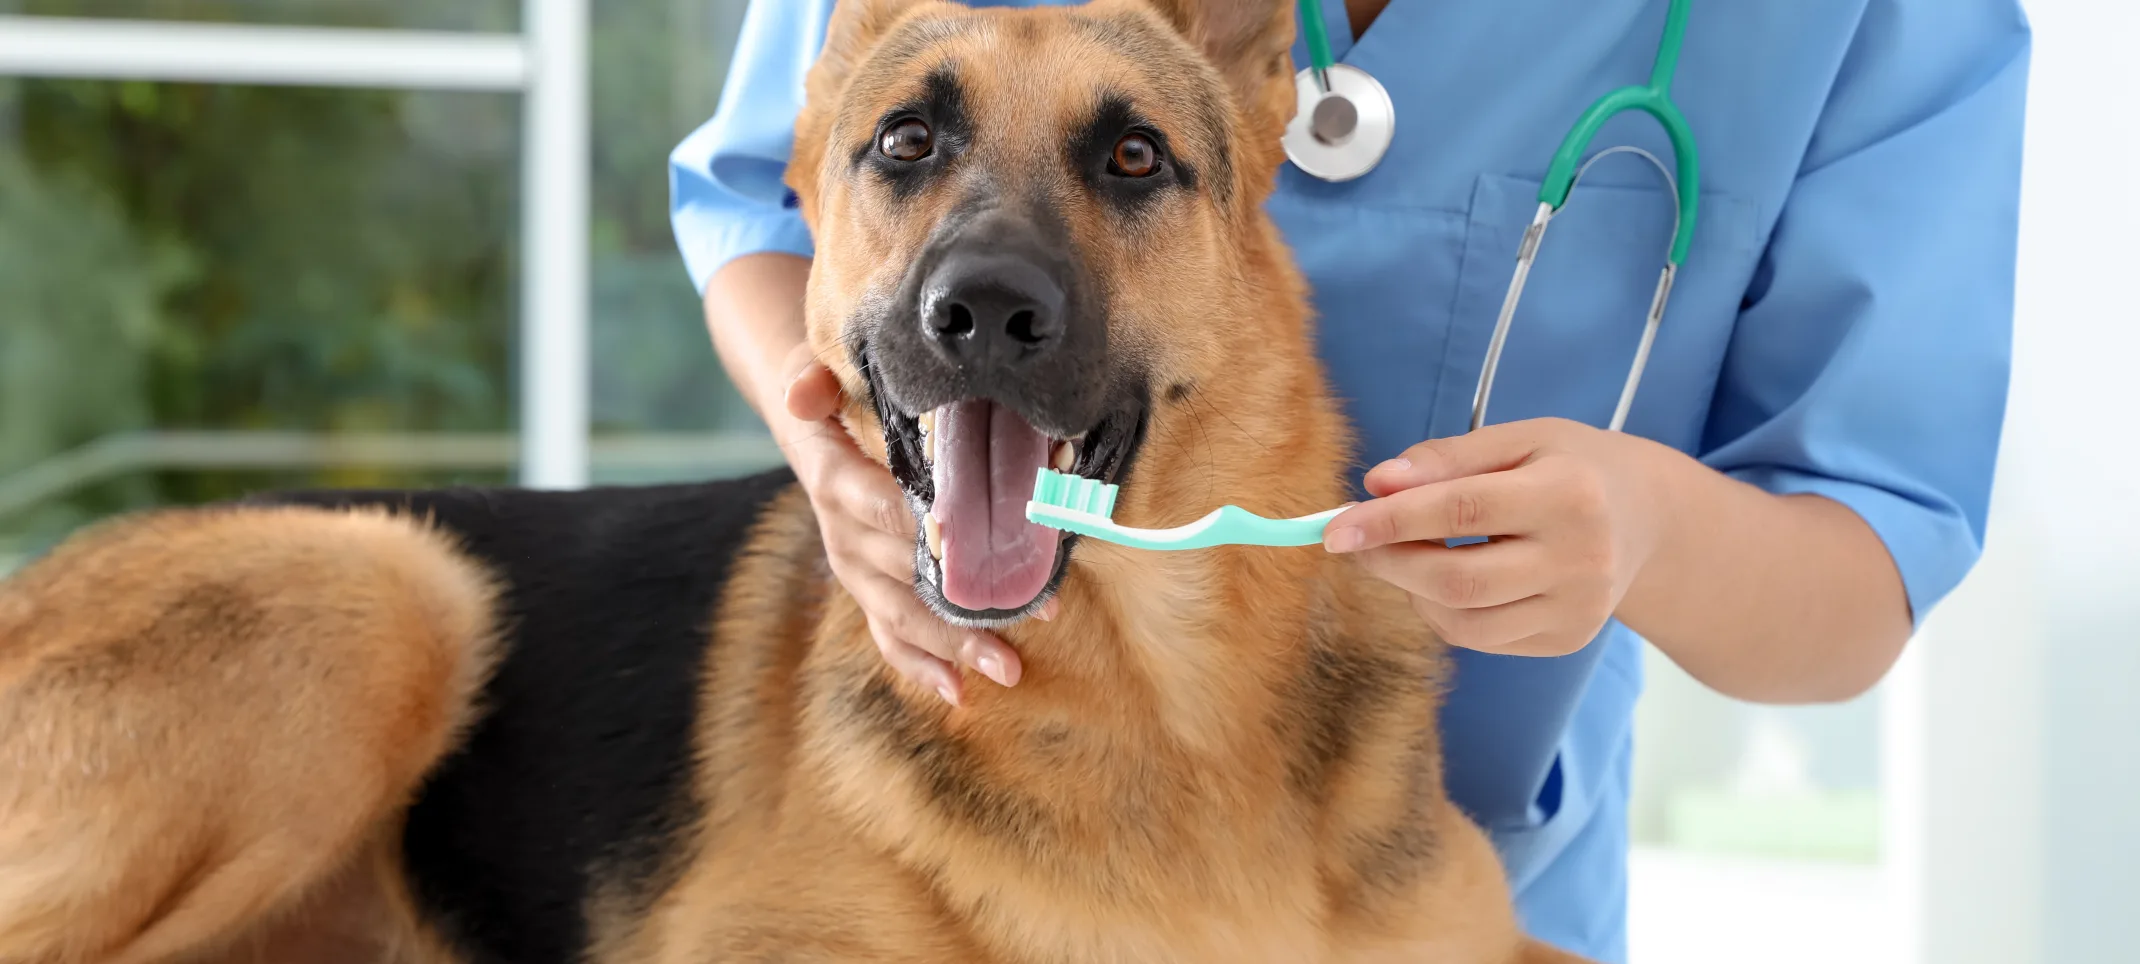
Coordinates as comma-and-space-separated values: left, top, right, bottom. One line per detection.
1617, 439, 1914, 704
703, 252, 815, 425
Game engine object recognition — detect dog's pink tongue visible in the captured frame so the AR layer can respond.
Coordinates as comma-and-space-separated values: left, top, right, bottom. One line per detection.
930, 399, 1060, 612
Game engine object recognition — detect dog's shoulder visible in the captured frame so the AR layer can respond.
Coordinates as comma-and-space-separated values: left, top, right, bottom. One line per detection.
249, 469, 805, 963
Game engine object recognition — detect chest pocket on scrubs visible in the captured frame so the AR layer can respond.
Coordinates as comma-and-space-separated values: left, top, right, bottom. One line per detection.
1432, 173, 1763, 447
1263, 191, 1471, 476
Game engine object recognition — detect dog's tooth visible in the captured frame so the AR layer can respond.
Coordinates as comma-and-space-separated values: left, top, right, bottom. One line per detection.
924, 512, 943, 561
925, 426, 936, 464
1052, 440, 1075, 473
918, 410, 935, 434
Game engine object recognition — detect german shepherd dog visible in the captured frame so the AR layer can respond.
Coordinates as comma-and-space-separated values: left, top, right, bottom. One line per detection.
0, 1, 1596, 961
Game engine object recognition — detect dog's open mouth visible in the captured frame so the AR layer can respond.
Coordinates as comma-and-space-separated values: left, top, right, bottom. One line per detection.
862, 356, 1145, 624
917, 399, 1068, 611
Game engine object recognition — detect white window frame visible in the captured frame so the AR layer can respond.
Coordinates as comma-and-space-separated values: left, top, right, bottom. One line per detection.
0, 3, 590, 489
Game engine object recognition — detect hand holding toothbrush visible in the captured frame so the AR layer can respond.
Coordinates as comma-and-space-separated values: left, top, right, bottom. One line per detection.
1030, 415, 1914, 699
1319, 419, 1675, 658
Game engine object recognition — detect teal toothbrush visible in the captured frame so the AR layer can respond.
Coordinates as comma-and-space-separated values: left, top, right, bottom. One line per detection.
1024, 468, 1343, 551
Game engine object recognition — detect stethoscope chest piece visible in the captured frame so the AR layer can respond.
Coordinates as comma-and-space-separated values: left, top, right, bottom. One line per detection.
1283, 64, 1394, 182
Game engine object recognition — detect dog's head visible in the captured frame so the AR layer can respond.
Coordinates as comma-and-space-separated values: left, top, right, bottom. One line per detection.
788, 0, 1333, 626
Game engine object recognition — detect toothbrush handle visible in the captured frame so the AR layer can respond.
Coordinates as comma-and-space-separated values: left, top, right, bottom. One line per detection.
1203, 505, 1339, 548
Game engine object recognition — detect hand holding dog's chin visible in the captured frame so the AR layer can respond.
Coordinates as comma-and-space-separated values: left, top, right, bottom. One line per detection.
778, 361, 1026, 705
1320, 418, 1675, 659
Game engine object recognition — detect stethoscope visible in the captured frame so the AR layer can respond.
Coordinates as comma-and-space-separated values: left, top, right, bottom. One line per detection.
1283, 0, 1702, 435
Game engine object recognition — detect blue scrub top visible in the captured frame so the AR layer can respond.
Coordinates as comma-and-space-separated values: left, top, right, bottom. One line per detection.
669, 1, 2029, 958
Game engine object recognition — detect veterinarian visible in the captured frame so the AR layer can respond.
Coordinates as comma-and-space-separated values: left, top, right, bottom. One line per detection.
670, 0, 2029, 958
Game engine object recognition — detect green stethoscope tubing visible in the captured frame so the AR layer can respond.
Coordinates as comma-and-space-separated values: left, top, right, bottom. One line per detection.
1296, 0, 1338, 91
1292, 0, 1701, 436
1294, 0, 1698, 263
1477, 0, 1699, 433
1541, 0, 1700, 267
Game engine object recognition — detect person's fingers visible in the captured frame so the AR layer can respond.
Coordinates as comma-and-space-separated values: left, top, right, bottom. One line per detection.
821, 451, 914, 539
849, 571, 959, 675
956, 633, 1022, 688
1351, 539, 1550, 610
1363, 422, 1551, 497
880, 600, 1019, 690
868, 618, 964, 704
855, 524, 920, 584
1413, 591, 1608, 657
845, 562, 1021, 691
877, 586, 1020, 688
1410, 593, 1557, 652
1324, 467, 1557, 552
783, 360, 844, 423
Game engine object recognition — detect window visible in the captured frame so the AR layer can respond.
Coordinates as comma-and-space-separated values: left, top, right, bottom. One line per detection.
0, 0, 518, 30
1629, 652, 1897, 963
0, 76, 519, 562
0, 1, 779, 572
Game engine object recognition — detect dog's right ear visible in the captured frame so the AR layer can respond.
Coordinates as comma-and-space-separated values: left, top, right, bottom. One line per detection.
787, 0, 934, 229
1136, 0, 1297, 134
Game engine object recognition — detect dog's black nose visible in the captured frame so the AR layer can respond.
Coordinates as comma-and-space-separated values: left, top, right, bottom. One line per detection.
920, 252, 1066, 365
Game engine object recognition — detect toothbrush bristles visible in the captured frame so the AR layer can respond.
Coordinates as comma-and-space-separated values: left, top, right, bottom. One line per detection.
1032, 468, 1119, 520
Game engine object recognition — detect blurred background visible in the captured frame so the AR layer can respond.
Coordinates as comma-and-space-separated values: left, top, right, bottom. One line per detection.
0, 2, 2132, 962
0, 0, 776, 566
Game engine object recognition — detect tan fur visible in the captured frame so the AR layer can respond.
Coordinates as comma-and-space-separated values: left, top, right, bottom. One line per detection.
0, 2, 1598, 961
0, 509, 495, 963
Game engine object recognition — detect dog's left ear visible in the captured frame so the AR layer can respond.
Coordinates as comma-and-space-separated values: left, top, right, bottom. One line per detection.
787, 0, 936, 227
1137, 0, 1297, 133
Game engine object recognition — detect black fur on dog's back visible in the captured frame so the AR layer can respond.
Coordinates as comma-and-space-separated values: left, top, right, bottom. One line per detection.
250, 469, 794, 964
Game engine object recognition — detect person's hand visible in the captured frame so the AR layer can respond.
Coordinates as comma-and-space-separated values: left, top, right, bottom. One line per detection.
774, 351, 1025, 704
1321, 418, 1675, 657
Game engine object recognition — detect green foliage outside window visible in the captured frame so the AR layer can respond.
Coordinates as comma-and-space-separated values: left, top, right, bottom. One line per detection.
0, 1, 759, 558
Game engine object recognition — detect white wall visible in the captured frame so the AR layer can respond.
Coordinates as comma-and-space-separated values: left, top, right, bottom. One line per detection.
1911, 1, 2140, 962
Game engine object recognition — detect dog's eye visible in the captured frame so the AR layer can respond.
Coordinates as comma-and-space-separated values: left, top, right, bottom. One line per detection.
1109, 133, 1160, 178
879, 119, 934, 163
